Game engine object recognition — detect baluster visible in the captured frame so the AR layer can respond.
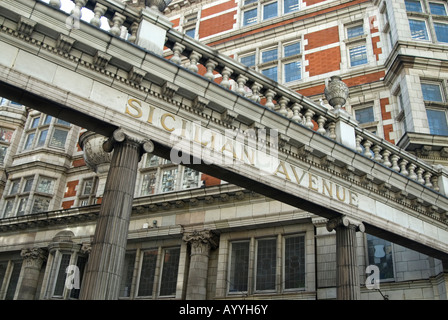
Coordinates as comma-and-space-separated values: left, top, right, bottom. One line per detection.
416, 167, 425, 184
204, 59, 218, 81
317, 116, 327, 135
49, 0, 61, 9
424, 172, 433, 188
304, 110, 315, 130
363, 140, 373, 158
71, 0, 87, 19
220, 67, 233, 89
355, 135, 363, 153
372, 145, 382, 162
170, 43, 185, 65
188, 51, 202, 73
128, 22, 139, 43
236, 75, 248, 95
431, 175, 440, 192
328, 122, 337, 140
390, 154, 400, 172
382, 150, 392, 167
265, 89, 276, 110
90, 3, 107, 27
408, 163, 417, 180
291, 103, 303, 123
278, 97, 290, 117
250, 82, 262, 103
110, 13, 126, 37
399, 159, 409, 176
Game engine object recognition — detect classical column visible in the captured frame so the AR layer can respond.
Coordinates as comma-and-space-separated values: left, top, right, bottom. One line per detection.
327, 216, 365, 300
183, 230, 218, 300
79, 129, 153, 300
17, 247, 48, 300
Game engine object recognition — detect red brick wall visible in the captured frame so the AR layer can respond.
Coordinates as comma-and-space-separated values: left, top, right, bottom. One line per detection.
199, 12, 236, 39
201, 174, 221, 187
305, 26, 339, 51
64, 180, 79, 198
372, 36, 382, 61
304, 0, 328, 5
305, 47, 341, 77
202, 1, 236, 17
72, 158, 86, 167
62, 200, 75, 210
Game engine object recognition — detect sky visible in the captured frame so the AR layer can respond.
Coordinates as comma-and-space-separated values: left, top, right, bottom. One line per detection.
40, 0, 110, 30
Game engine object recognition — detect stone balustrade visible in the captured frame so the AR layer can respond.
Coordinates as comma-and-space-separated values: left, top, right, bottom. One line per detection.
40, 0, 446, 194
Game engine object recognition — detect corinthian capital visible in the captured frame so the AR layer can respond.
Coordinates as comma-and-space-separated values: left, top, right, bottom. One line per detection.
183, 230, 219, 256
21, 247, 48, 268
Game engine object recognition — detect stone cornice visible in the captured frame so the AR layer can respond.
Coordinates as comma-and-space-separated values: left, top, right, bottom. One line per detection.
0, 184, 254, 232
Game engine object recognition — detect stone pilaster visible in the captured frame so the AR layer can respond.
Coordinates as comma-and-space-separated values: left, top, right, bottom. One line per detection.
17, 247, 48, 300
183, 230, 218, 300
79, 129, 153, 300
327, 216, 365, 300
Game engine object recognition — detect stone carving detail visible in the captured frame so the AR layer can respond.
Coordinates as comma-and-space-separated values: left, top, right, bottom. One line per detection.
17, 16, 37, 36
324, 75, 349, 110
21, 247, 48, 267
183, 230, 219, 256
79, 131, 112, 173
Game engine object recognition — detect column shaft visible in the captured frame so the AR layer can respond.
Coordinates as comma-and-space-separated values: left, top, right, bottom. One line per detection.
17, 248, 47, 300
184, 231, 218, 300
80, 136, 141, 300
327, 217, 364, 300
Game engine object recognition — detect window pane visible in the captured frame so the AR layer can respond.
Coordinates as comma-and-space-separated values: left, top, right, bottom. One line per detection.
429, 2, 447, 15
138, 249, 158, 297
284, 0, 300, 13
32, 196, 51, 213
82, 179, 94, 195
182, 168, 200, 189
262, 66, 278, 81
53, 254, 71, 296
367, 234, 394, 280
405, 0, 423, 12
229, 241, 249, 293
243, 8, 257, 26
23, 177, 34, 192
284, 43, 301, 57
263, 2, 278, 20
262, 49, 278, 63
427, 109, 448, 135
141, 172, 157, 196
44, 115, 53, 125
355, 106, 375, 124
409, 19, 429, 40
0, 146, 7, 165
185, 28, 195, 38
49, 129, 68, 148
120, 252, 136, 298
0, 262, 7, 288
159, 248, 180, 296
284, 236, 305, 289
5, 261, 22, 300
160, 168, 178, 193
421, 83, 443, 102
241, 54, 256, 67
24, 133, 35, 150
30, 117, 40, 128
145, 155, 159, 167
244, 0, 257, 4
10, 179, 20, 195
17, 197, 28, 216
3, 200, 14, 217
56, 118, 71, 126
256, 239, 276, 291
37, 129, 48, 147
434, 23, 448, 43
347, 25, 364, 38
349, 45, 368, 66
37, 177, 54, 194
284, 61, 302, 82
70, 256, 87, 299
0, 128, 13, 143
